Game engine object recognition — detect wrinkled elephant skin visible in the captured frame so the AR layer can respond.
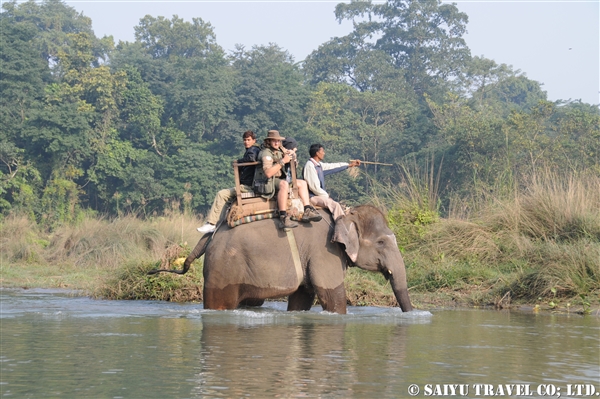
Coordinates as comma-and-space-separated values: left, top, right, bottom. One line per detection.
181, 205, 413, 313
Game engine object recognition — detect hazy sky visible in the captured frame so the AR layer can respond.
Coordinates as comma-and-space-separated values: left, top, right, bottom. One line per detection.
63, 0, 598, 105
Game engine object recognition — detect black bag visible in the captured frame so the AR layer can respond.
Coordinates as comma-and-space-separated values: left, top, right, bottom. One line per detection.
254, 177, 275, 198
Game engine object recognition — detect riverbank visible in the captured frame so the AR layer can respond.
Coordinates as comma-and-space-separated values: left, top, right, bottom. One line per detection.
1, 230, 597, 315
1, 172, 598, 315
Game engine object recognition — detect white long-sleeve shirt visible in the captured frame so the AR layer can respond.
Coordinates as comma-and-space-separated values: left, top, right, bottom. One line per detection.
303, 158, 349, 197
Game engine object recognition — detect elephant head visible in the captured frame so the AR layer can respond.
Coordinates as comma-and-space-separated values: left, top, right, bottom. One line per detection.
332, 206, 413, 312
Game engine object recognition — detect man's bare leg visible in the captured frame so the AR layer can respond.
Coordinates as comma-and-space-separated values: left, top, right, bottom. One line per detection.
296, 179, 311, 206
277, 180, 289, 212
277, 180, 297, 230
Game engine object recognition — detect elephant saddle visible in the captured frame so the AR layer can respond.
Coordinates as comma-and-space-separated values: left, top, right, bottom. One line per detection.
227, 161, 301, 228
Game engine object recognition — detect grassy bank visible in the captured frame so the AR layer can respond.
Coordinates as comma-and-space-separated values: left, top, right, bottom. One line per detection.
1, 172, 598, 314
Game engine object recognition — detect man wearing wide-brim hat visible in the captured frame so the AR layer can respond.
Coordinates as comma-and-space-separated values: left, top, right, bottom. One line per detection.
253, 130, 322, 230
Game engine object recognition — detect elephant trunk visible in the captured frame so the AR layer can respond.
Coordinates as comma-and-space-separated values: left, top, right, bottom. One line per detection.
390, 274, 413, 312
386, 252, 413, 312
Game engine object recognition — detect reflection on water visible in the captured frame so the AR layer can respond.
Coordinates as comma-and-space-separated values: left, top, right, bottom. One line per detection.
1, 289, 598, 398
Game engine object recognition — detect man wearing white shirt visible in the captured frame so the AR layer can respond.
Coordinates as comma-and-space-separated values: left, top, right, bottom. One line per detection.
303, 144, 360, 220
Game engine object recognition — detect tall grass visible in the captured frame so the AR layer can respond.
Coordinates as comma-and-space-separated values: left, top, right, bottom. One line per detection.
0, 212, 206, 292
370, 158, 441, 250
390, 168, 600, 305
0, 215, 48, 264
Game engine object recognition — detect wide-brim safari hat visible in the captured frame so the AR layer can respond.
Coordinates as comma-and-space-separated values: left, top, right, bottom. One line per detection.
264, 130, 285, 141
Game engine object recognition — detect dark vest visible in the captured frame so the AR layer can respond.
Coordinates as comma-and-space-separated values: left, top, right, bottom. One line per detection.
238, 145, 260, 187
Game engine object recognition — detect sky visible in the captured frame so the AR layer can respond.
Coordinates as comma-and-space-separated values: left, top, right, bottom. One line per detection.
56, 0, 599, 105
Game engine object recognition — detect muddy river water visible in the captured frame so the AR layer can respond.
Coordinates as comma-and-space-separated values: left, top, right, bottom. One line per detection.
1, 288, 598, 398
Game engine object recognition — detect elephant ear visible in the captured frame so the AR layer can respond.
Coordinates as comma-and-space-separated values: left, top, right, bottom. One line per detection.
332, 218, 359, 263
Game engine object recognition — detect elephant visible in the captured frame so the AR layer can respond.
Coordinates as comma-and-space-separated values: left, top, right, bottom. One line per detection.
151, 205, 413, 314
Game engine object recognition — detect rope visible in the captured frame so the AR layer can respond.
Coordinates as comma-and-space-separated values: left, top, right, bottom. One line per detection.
285, 229, 304, 287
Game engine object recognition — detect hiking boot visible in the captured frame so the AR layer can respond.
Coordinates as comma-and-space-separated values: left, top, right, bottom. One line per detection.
279, 216, 298, 230
301, 207, 322, 223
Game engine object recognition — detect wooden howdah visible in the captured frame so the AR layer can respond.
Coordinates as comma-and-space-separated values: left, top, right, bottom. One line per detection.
228, 160, 299, 226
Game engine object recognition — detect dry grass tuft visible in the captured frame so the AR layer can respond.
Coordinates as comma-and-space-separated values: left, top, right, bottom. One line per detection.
44, 217, 160, 269
41, 214, 204, 270
0, 215, 47, 263
345, 268, 397, 307
480, 171, 600, 241
95, 261, 204, 302
421, 219, 499, 261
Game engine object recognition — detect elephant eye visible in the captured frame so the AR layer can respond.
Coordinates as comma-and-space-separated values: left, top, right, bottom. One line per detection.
377, 240, 385, 246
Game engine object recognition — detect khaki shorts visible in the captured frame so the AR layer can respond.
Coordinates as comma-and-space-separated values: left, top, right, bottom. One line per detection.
272, 178, 285, 192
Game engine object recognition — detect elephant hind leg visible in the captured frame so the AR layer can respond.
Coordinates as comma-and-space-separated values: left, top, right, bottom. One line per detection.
203, 286, 240, 310
287, 285, 315, 311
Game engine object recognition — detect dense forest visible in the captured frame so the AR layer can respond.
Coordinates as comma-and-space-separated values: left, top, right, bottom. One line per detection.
1, 0, 599, 228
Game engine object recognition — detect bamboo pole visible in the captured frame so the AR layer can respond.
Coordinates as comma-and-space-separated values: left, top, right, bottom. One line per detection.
351, 160, 393, 166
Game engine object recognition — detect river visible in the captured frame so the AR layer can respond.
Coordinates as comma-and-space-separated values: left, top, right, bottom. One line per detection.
1, 288, 598, 398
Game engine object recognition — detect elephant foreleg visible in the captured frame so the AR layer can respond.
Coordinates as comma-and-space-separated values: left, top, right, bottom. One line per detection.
287, 286, 315, 311
314, 284, 347, 314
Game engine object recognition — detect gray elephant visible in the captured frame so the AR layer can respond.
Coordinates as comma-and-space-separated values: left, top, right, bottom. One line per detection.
152, 205, 413, 314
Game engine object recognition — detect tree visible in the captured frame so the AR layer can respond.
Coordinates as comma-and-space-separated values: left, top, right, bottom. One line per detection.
117, 67, 164, 152
231, 44, 309, 145
303, 0, 469, 175
312, 0, 471, 100
0, 14, 50, 216
460, 56, 513, 109
0, 141, 42, 216
1, 0, 110, 67
484, 75, 548, 114
553, 102, 600, 173
134, 14, 219, 59
427, 94, 507, 195
306, 82, 413, 198
0, 15, 49, 135
128, 15, 236, 143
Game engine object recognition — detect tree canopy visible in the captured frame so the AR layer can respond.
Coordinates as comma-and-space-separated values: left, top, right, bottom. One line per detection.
1, 0, 598, 227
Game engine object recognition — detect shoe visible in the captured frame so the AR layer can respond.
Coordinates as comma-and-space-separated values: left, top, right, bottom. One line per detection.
279, 216, 298, 230
197, 223, 216, 234
301, 208, 322, 223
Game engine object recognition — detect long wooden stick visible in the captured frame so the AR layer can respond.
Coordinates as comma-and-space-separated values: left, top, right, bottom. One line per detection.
352, 160, 394, 166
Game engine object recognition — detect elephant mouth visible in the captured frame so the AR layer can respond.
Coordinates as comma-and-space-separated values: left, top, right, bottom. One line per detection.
381, 267, 393, 280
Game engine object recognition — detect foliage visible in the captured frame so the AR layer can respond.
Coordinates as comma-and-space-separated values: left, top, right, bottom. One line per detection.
427, 94, 599, 199
370, 158, 442, 249
0, 0, 598, 226
231, 44, 309, 140
305, 82, 416, 197
330, 0, 470, 100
